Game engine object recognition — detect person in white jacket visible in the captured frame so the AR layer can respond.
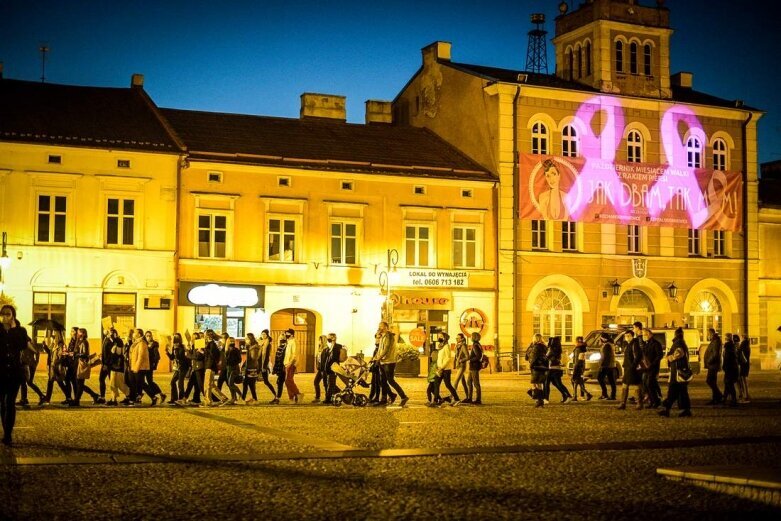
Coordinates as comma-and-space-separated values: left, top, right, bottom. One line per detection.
435, 333, 460, 404
283, 329, 304, 404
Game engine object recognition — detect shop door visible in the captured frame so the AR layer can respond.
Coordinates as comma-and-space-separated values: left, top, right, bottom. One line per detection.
270, 308, 316, 372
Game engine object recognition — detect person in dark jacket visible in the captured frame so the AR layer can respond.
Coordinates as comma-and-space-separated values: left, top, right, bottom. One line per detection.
182, 334, 205, 405
703, 328, 723, 405
737, 334, 751, 402
204, 330, 228, 406
72, 328, 100, 406
1, 306, 32, 446
570, 336, 592, 401
166, 333, 189, 405
641, 328, 663, 408
41, 330, 71, 405
270, 337, 287, 404
143, 331, 165, 405
325, 333, 344, 404
464, 332, 484, 405
312, 335, 328, 403
224, 337, 244, 405
616, 331, 644, 410
368, 333, 383, 405
17, 334, 45, 407
721, 333, 739, 407
659, 328, 692, 417
107, 331, 131, 406
597, 334, 616, 400
544, 336, 572, 403
96, 329, 119, 404
526, 334, 548, 407
257, 330, 277, 401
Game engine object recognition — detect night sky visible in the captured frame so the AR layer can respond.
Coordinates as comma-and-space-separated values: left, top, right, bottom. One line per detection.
2, 0, 780, 164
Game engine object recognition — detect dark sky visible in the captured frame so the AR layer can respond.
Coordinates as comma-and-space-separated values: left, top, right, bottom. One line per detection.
2, 0, 780, 165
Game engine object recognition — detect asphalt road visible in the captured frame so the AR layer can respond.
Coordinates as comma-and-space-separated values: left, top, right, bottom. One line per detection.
2, 370, 781, 520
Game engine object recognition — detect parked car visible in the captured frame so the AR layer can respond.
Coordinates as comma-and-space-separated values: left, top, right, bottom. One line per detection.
567, 326, 702, 382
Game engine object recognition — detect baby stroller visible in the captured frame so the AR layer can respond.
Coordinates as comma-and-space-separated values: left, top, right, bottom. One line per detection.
330, 356, 371, 407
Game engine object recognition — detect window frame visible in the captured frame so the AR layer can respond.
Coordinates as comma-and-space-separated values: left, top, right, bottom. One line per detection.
562, 124, 579, 158
629, 41, 638, 74
266, 214, 302, 263
35, 192, 69, 245
627, 130, 643, 163
712, 230, 727, 257
688, 228, 702, 256
329, 219, 360, 266
643, 43, 652, 76
561, 221, 577, 252
531, 219, 548, 250
195, 210, 232, 259
404, 222, 436, 268
531, 122, 549, 155
452, 224, 482, 269
615, 40, 624, 73
627, 224, 642, 254
105, 196, 137, 247
686, 137, 703, 168
712, 138, 728, 171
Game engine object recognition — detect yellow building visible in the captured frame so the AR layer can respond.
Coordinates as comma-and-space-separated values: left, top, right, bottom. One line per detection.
0, 75, 183, 345
394, 0, 763, 356
759, 161, 781, 362
161, 95, 497, 371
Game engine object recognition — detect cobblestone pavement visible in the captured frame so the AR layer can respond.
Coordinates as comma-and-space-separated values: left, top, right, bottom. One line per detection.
2, 370, 781, 520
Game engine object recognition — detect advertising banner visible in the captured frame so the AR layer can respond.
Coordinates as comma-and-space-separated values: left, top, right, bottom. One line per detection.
520, 154, 742, 231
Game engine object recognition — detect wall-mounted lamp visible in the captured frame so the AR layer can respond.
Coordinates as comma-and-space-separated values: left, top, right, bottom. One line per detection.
610, 279, 621, 296
666, 282, 678, 299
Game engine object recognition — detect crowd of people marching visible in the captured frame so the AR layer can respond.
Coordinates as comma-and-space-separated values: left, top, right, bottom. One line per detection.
0, 302, 759, 447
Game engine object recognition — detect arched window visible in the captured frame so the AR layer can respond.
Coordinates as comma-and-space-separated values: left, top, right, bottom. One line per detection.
617, 289, 655, 326
532, 121, 549, 155
585, 41, 592, 76
630, 42, 638, 74
688, 291, 722, 339
575, 46, 582, 79
627, 130, 643, 163
566, 49, 573, 80
533, 288, 574, 344
687, 137, 702, 168
562, 124, 579, 157
643, 44, 652, 76
615, 41, 624, 73
713, 138, 728, 171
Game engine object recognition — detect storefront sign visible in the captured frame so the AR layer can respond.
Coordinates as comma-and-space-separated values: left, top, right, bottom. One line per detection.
179, 281, 265, 308
390, 291, 452, 310
396, 269, 469, 288
459, 308, 488, 337
408, 327, 427, 348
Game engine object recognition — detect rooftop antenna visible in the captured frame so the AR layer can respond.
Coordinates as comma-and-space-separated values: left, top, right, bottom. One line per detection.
39, 43, 49, 83
525, 13, 548, 74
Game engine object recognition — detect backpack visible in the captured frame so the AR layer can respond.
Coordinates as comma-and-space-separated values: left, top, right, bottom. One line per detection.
480, 354, 489, 370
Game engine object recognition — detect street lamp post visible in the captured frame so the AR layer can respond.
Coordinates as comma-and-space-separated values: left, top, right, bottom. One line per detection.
378, 248, 399, 324
0, 232, 10, 295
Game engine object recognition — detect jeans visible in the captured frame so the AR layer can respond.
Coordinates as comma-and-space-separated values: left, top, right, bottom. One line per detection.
19, 365, 44, 402
452, 365, 469, 397
275, 371, 286, 399
259, 370, 277, 399
144, 370, 162, 398
226, 366, 242, 400
427, 378, 441, 403
467, 369, 481, 402
598, 368, 616, 399
313, 369, 324, 400
723, 375, 738, 405
705, 368, 723, 403
437, 369, 460, 401
242, 377, 257, 401
544, 369, 571, 400
204, 369, 227, 404
99, 366, 111, 398
662, 380, 691, 411
185, 369, 204, 403
1, 378, 22, 443
381, 363, 406, 401
368, 366, 382, 402
74, 378, 98, 404
170, 369, 187, 402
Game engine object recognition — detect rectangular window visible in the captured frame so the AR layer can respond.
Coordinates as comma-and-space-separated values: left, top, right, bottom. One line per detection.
627, 225, 641, 254
340, 181, 354, 191
48, 155, 61, 164
197, 213, 227, 258
330, 221, 357, 265
37, 194, 67, 243
32, 292, 66, 345
713, 230, 726, 257
102, 293, 136, 333
405, 224, 432, 267
414, 185, 426, 195
688, 229, 701, 256
268, 218, 296, 261
453, 226, 477, 268
531, 220, 547, 250
207, 172, 223, 184
562, 221, 577, 251
106, 198, 135, 246
117, 159, 131, 168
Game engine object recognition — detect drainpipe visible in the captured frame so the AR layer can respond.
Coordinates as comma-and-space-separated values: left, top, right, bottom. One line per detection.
173, 154, 186, 334
512, 85, 521, 368
741, 111, 753, 338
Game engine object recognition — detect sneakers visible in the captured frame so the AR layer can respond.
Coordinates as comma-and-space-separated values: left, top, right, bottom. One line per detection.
311, 398, 321, 404
399, 396, 409, 407
269, 398, 280, 405
388, 393, 398, 405
160, 394, 167, 404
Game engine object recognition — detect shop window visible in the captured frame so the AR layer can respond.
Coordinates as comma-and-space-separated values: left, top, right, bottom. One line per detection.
531, 219, 547, 250
531, 122, 548, 155
405, 224, 433, 267
197, 213, 228, 258
32, 292, 66, 345
106, 198, 135, 246
452, 226, 478, 268
532, 288, 574, 344
268, 217, 297, 262
330, 221, 357, 265
36, 194, 67, 243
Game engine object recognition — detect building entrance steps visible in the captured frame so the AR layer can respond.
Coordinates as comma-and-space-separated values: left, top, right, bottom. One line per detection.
657, 466, 781, 508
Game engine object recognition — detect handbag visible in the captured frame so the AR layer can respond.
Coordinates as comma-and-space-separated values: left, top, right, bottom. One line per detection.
676, 364, 694, 383
77, 358, 91, 380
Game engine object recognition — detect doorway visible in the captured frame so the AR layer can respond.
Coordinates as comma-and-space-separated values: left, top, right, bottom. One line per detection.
270, 308, 316, 372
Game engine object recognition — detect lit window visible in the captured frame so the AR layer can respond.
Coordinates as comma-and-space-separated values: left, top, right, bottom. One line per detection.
629, 42, 638, 74
453, 226, 478, 268
615, 40, 624, 73
268, 218, 296, 262
405, 224, 433, 267
713, 139, 728, 171
330, 221, 357, 265
37, 194, 67, 243
713, 230, 726, 257
106, 198, 135, 246
688, 229, 701, 256
562, 125, 579, 158
687, 137, 702, 168
643, 44, 652, 76
628, 225, 641, 254
197, 213, 227, 258
627, 130, 643, 163
532, 219, 547, 250
531, 122, 548, 155
688, 291, 722, 341
562, 221, 577, 251
532, 288, 574, 344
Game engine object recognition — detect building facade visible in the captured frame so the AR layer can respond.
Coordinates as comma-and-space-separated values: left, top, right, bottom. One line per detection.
759, 161, 781, 362
394, 0, 763, 358
0, 76, 183, 346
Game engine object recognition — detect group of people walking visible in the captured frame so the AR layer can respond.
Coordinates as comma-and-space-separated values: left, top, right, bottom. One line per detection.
703, 329, 752, 407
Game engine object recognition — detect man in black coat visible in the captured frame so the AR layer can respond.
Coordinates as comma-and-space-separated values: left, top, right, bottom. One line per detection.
641, 328, 664, 408
324, 333, 344, 404
703, 328, 723, 405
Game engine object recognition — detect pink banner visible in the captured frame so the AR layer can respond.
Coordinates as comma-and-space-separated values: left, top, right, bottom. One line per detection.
520, 155, 743, 231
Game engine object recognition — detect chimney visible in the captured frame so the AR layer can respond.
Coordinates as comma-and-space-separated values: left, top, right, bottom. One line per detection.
300, 93, 346, 121
671, 72, 693, 89
131, 73, 144, 88
422, 41, 452, 65
365, 100, 392, 124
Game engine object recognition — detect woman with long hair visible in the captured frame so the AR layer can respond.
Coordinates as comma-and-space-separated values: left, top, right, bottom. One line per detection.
42, 330, 71, 405
242, 333, 260, 404
313, 334, 328, 403
1, 305, 32, 445
72, 328, 100, 406
258, 330, 277, 401
658, 327, 692, 418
